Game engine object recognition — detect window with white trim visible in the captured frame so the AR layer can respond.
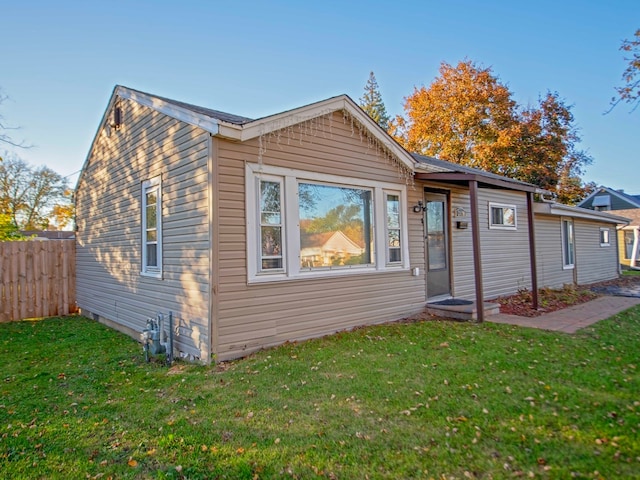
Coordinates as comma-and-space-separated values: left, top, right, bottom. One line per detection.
299, 182, 373, 269
246, 164, 409, 282
259, 178, 285, 272
141, 177, 162, 277
624, 231, 635, 260
561, 218, 575, 269
385, 193, 402, 264
489, 203, 517, 230
599, 227, 610, 247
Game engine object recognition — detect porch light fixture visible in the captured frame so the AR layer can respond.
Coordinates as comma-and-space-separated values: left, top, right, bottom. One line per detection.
413, 200, 426, 213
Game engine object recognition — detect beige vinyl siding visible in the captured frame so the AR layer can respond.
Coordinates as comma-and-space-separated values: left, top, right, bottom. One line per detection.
534, 215, 619, 288
534, 214, 574, 288
76, 99, 211, 360
420, 184, 531, 300
213, 111, 425, 361
449, 187, 474, 299
477, 189, 531, 298
575, 220, 619, 284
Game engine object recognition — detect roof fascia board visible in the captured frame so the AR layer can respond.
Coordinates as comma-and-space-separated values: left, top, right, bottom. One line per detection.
75, 86, 121, 192
534, 202, 630, 224
413, 161, 452, 173
217, 95, 416, 172
415, 172, 542, 193
116, 86, 220, 135
604, 187, 640, 208
576, 188, 602, 207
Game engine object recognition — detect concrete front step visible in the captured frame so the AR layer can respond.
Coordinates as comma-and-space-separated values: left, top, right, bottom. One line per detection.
426, 300, 501, 321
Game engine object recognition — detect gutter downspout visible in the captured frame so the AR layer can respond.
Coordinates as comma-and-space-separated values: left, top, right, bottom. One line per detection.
526, 192, 539, 310
469, 180, 484, 322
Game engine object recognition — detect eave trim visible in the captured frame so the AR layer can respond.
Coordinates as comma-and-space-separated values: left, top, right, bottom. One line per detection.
214, 95, 416, 172
415, 172, 544, 194
116, 86, 220, 134
534, 202, 631, 224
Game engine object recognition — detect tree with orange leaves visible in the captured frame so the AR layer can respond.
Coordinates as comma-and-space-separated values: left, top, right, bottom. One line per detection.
390, 60, 593, 204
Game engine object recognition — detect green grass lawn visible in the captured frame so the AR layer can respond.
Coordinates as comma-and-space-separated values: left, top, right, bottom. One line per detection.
623, 269, 640, 276
1, 311, 640, 480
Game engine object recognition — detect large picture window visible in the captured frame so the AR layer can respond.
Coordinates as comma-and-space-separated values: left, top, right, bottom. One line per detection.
299, 183, 373, 269
142, 176, 162, 277
246, 164, 408, 282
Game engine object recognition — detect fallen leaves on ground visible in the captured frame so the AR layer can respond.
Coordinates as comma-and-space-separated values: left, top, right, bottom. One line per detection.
497, 283, 602, 317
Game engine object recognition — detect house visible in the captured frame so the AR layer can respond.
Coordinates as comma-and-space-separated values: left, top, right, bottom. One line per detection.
577, 186, 640, 212
617, 210, 640, 269
20, 230, 75, 240
300, 231, 365, 268
533, 202, 628, 287
75, 86, 628, 363
578, 186, 640, 269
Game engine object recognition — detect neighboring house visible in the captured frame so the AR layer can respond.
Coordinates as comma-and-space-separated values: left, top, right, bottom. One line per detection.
617, 210, 640, 268
300, 231, 365, 268
75, 86, 628, 363
578, 187, 640, 268
577, 186, 640, 212
20, 230, 76, 240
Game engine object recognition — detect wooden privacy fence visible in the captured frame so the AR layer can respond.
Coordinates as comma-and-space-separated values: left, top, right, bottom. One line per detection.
0, 240, 77, 322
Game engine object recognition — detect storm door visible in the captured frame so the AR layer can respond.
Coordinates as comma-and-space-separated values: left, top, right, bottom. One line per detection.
425, 192, 451, 298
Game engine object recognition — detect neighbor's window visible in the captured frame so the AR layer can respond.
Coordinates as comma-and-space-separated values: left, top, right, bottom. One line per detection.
561, 218, 575, 269
489, 203, 517, 230
599, 227, 610, 247
592, 195, 611, 211
246, 164, 408, 282
142, 176, 162, 277
385, 193, 402, 264
624, 230, 639, 260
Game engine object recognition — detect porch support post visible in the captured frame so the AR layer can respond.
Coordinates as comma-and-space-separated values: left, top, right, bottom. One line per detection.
469, 180, 485, 322
526, 192, 539, 310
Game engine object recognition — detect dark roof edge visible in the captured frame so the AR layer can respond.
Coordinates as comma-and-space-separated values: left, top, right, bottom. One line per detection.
412, 153, 548, 193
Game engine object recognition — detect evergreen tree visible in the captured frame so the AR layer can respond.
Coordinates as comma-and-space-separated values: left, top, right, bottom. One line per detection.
359, 71, 390, 130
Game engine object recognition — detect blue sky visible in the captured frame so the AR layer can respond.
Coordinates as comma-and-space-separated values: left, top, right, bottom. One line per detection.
2, 1, 639, 193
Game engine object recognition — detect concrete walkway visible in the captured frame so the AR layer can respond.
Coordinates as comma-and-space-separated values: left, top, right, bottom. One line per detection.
488, 295, 640, 333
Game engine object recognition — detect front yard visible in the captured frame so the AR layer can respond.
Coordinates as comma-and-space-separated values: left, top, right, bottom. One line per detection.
1, 310, 639, 479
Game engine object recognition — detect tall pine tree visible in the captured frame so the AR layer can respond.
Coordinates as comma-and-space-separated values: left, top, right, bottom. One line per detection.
359, 71, 390, 130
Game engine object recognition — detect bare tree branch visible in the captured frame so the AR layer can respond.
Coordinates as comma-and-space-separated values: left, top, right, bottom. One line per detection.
607, 28, 640, 113
0, 89, 31, 148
